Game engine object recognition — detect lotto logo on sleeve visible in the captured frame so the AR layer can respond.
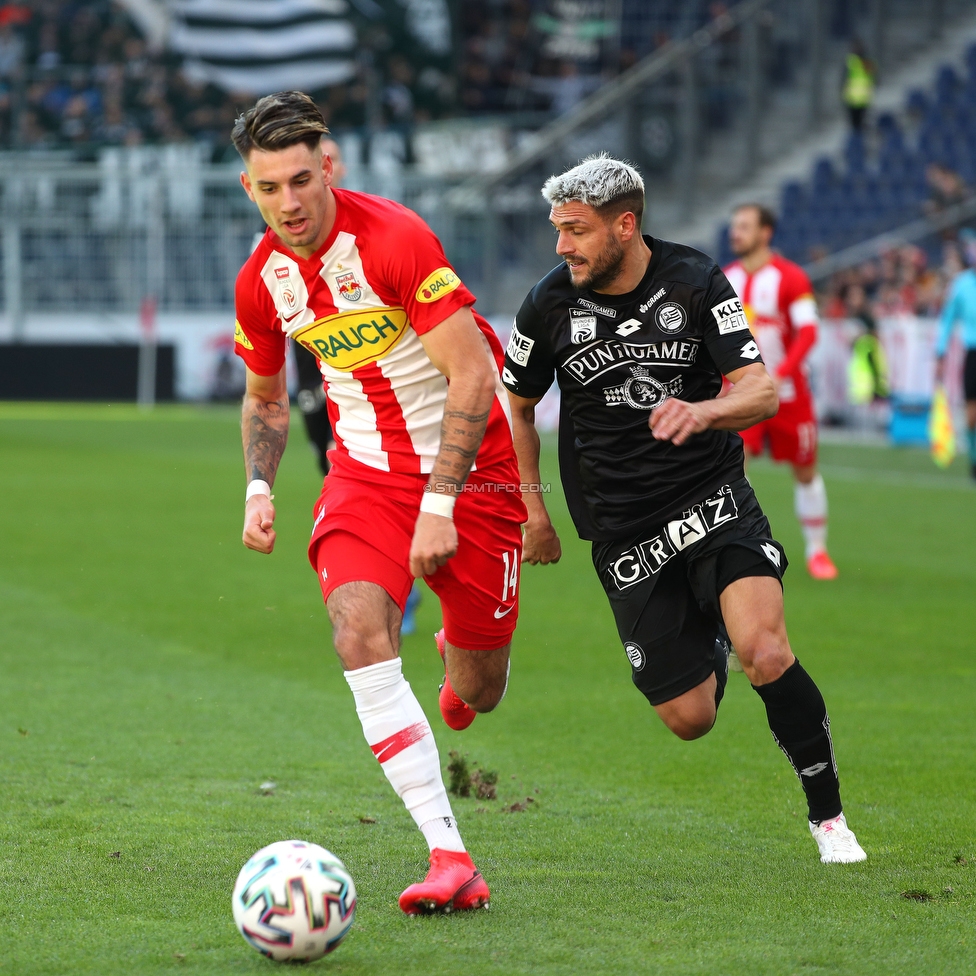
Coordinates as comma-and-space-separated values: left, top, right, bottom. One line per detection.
416, 267, 461, 303
506, 322, 535, 366
711, 298, 750, 335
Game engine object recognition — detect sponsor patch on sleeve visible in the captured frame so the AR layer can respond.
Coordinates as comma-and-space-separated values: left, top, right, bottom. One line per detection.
415, 267, 462, 303
506, 322, 535, 366
234, 320, 254, 350
710, 298, 750, 335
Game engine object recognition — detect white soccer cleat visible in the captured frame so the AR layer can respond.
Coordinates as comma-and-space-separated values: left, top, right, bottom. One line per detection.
809, 813, 867, 864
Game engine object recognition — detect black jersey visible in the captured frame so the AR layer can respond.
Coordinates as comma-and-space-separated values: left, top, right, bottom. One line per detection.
502, 235, 765, 542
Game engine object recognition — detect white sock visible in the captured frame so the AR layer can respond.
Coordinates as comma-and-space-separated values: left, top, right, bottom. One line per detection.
420, 815, 465, 853
795, 473, 828, 560
344, 658, 464, 852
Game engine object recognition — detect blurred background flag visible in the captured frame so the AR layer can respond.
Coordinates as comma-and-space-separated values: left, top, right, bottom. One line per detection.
928, 384, 956, 467
168, 0, 359, 95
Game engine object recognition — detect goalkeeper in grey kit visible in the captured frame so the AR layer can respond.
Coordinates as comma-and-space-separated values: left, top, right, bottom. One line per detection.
505, 155, 866, 864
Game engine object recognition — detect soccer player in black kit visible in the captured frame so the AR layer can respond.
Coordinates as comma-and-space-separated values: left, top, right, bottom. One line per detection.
504, 155, 866, 863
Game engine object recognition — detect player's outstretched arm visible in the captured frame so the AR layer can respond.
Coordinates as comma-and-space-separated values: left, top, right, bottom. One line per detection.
241, 364, 289, 554
508, 392, 561, 565
650, 363, 777, 446
411, 306, 497, 577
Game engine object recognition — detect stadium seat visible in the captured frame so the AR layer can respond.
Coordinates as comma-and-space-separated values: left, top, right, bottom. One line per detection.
774, 52, 976, 263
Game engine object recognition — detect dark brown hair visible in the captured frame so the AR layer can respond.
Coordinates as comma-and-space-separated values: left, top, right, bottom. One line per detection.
597, 191, 645, 227
232, 91, 329, 158
734, 202, 777, 231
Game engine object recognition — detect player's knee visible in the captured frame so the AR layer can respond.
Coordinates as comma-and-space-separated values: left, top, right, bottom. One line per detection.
666, 705, 716, 740
654, 695, 716, 741
330, 614, 395, 668
737, 629, 792, 684
664, 712, 714, 740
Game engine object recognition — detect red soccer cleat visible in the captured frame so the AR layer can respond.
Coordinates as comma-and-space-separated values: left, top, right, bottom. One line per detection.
398, 848, 490, 914
436, 629, 476, 731
807, 551, 839, 580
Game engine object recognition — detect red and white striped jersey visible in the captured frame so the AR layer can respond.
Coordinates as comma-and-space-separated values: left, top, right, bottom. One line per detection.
234, 188, 514, 475
723, 253, 819, 403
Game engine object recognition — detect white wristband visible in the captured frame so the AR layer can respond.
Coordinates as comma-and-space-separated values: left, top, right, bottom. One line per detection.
420, 491, 456, 519
245, 479, 273, 502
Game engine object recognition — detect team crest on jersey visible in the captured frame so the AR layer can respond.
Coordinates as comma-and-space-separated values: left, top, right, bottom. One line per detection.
334, 270, 364, 303
655, 302, 686, 334
625, 642, 645, 671
416, 267, 461, 303
274, 267, 299, 314
570, 308, 597, 343
603, 366, 683, 410
293, 306, 409, 371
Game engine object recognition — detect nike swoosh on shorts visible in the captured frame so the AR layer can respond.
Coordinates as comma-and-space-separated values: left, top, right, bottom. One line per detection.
493, 604, 515, 618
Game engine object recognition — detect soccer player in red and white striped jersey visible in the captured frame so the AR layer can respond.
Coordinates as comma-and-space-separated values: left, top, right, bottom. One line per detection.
231, 92, 526, 914
724, 204, 838, 580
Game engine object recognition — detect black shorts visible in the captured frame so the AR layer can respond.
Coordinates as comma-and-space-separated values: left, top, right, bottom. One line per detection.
592, 478, 788, 706
964, 348, 976, 402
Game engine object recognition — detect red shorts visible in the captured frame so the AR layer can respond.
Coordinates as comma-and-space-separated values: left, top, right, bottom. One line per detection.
739, 394, 818, 467
307, 454, 527, 651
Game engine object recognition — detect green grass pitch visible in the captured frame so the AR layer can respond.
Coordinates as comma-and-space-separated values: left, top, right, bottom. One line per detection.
1, 402, 974, 975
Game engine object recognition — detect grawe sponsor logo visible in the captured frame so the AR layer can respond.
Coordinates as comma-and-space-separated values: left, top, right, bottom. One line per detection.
639, 287, 666, 314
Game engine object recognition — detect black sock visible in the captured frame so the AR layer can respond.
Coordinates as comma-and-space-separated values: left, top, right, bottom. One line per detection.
713, 631, 729, 710
752, 659, 842, 823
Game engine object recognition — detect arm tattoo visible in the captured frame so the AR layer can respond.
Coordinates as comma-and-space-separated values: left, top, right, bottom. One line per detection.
428, 405, 490, 494
242, 394, 290, 486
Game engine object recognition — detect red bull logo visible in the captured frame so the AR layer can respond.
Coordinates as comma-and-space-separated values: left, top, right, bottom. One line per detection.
335, 270, 364, 303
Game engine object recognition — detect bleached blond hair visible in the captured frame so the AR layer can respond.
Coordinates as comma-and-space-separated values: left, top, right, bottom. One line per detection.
542, 153, 645, 218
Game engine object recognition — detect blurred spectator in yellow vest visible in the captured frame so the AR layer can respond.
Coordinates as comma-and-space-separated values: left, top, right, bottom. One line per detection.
843, 39, 875, 133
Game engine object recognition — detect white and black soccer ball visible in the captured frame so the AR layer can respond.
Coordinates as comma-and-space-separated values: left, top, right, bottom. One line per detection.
232, 840, 356, 962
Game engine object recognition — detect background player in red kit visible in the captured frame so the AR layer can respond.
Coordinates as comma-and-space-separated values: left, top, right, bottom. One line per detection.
725, 204, 838, 581
231, 92, 526, 914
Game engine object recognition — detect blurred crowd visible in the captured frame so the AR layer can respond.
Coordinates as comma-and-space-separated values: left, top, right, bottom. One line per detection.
458, 0, 725, 116
0, 0, 457, 153
0, 1, 238, 150
819, 228, 976, 324
0, 0, 734, 152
